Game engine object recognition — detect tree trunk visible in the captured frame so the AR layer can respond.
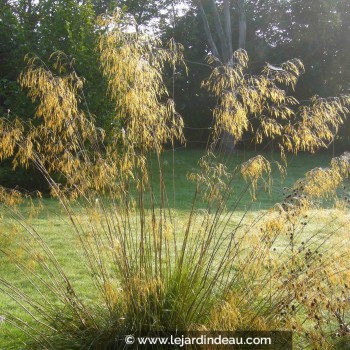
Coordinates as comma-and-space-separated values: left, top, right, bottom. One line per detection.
196, 0, 220, 58
195, 0, 247, 153
220, 130, 236, 153
223, 0, 233, 62
237, 0, 246, 49
219, 0, 246, 152
209, 0, 229, 61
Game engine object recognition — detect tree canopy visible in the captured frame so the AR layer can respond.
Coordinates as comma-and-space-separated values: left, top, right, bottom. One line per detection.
1, 0, 349, 157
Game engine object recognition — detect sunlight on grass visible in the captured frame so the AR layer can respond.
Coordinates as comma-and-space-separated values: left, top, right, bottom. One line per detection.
0, 150, 343, 348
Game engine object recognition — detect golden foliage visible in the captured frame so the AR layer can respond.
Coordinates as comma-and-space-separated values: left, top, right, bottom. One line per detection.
0, 187, 24, 206
1, 19, 350, 350
241, 155, 272, 200
97, 10, 185, 153
188, 152, 231, 204
240, 155, 285, 200
291, 152, 350, 204
203, 49, 350, 161
0, 11, 185, 202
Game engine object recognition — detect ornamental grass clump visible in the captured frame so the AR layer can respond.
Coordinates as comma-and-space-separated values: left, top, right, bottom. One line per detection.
1, 9, 350, 350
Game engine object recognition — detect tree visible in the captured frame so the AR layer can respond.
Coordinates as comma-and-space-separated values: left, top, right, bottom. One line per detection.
0, 0, 37, 118
166, 0, 350, 152
0, 0, 115, 191
192, 0, 248, 151
253, 0, 350, 149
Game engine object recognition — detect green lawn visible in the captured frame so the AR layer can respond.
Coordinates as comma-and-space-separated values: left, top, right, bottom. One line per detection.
159, 149, 333, 210
0, 149, 336, 347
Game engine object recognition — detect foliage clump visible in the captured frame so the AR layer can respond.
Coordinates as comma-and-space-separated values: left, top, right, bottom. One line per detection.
203, 49, 350, 160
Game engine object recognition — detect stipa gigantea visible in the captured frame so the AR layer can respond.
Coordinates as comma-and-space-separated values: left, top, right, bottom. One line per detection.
1, 9, 350, 350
